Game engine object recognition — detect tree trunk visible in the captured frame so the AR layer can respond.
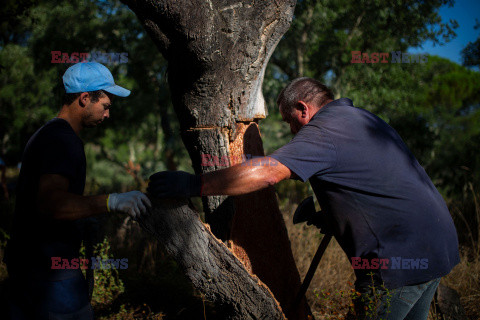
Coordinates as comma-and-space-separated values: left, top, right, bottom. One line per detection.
123, 1, 310, 318
137, 198, 286, 320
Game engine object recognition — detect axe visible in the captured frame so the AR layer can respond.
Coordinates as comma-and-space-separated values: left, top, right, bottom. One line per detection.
293, 196, 333, 308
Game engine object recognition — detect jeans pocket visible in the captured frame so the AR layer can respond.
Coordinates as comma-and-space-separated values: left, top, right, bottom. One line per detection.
398, 283, 425, 305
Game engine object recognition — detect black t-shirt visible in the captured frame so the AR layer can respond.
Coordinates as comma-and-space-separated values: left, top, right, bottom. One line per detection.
271, 98, 460, 290
6, 118, 87, 279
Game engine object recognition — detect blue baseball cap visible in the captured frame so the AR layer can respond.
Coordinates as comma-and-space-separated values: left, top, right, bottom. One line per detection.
62, 62, 130, 97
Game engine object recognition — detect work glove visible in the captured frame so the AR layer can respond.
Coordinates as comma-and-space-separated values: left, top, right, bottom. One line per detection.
147, 171, 202, 198
107, 191, 152, 220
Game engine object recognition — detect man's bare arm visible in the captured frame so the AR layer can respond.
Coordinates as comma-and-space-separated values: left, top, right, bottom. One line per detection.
37, 174, 107, 221
201, 157, 292, 196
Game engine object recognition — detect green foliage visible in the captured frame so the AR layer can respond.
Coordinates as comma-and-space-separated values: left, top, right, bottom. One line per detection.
353, 273, 393, 320
312, 277, 392, 319
0, 44, 57, 160
80, 237, 125, 307
272, 0, 458, 91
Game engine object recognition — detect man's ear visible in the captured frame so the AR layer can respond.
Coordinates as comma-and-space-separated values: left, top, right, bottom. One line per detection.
297, 101, 309, 116
79, 92, 90, 108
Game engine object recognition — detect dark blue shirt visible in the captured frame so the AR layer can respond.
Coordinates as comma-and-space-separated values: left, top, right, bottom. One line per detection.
271, 98, 460, 289
6, 118, 88, 279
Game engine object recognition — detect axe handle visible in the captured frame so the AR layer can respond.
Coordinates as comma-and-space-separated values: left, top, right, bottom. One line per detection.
293, 233, 333, 308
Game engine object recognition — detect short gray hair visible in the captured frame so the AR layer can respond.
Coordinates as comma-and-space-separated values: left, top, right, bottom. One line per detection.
277, 77, 334, 116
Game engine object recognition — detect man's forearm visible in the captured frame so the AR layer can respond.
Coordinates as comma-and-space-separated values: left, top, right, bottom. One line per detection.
201, 157, 291, 196
40, 191, 108, 220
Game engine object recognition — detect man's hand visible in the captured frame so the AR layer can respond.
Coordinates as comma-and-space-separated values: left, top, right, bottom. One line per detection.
147, 171, 202, 198
108, 191, 152, 219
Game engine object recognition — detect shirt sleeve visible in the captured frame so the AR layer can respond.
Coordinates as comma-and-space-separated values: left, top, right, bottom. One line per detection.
270, 125, 337, 182
39, 133, 81, 182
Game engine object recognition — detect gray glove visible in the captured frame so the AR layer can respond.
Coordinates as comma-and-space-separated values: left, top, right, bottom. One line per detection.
108, 191, 152, 220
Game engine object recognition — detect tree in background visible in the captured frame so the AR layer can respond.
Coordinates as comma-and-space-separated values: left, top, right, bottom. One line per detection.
462, 19, 480, 69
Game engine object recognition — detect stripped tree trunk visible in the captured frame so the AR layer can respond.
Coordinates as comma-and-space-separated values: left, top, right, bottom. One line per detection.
123, 1, 310, 318
137, 198, 285, 319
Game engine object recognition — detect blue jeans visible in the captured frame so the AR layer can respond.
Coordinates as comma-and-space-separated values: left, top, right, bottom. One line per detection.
355, 278, 441, 320
8, 271, 94, 320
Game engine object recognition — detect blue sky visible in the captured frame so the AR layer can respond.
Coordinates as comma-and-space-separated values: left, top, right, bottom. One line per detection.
408, 0, 479, 66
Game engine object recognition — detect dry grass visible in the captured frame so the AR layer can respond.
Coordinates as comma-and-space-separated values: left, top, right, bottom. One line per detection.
282, 203, 355, 319
442, 184, 480, 319
442, 247, 480, 319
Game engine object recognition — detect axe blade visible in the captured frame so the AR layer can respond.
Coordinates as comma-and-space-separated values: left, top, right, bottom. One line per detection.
293, 196, 316, 224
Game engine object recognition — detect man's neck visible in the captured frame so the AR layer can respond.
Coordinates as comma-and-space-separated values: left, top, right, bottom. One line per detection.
308, 99, 333, 123
58, 106, 82, 135
320, 99, 333, 110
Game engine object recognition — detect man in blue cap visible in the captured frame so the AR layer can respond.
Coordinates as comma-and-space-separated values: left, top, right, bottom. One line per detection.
5, 62, 151, 319
148, 78, 459, 320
